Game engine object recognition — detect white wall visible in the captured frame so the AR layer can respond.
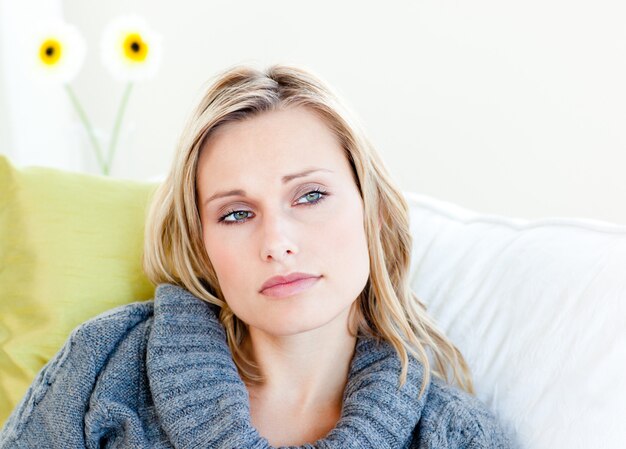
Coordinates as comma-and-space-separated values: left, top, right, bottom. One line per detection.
5, 0, 626, 224
0, 17, 9, 160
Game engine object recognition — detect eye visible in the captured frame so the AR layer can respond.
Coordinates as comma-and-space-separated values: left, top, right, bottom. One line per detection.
295, 188, 326, 205
217, 187, 329, 226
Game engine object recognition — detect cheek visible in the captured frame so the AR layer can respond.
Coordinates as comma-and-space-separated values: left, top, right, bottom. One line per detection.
202, 232, 245, 298
324, 195, 370, 290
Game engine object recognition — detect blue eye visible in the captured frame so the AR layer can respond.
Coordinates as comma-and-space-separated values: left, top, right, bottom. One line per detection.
295, 190, 324, 205
217, 188, 329, 226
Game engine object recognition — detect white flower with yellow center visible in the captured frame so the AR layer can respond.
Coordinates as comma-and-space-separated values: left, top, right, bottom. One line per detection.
29, 20, 86, 84
100, 15, 163, 82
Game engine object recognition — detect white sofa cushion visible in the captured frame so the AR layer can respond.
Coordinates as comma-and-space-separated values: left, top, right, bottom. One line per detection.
404, 192, 626, 449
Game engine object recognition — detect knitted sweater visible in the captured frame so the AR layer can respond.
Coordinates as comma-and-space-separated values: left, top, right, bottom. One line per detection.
0, 283, 513, 448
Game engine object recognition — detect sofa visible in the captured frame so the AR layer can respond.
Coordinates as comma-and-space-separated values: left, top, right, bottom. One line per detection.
1, 154, 625, 448
404, 191, 626, 448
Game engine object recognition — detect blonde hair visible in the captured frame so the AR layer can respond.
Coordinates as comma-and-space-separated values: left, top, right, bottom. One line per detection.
143, 63, 475, 400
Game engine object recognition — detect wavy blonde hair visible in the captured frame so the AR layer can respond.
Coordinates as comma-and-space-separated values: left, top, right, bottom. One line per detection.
143, 63, 475, 400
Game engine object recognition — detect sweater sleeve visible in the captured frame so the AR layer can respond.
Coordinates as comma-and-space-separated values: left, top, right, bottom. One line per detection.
0, 301, 153, 449
414, 378, 516, 449
460, 402, 513, 449
0, 324, 97, 449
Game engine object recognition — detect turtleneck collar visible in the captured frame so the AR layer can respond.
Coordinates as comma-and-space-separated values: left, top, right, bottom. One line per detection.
146, 283, 430, 449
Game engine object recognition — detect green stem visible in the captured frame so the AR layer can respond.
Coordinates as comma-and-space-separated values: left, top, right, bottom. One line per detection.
107, 82, 134, 175
64, 84, 107, 174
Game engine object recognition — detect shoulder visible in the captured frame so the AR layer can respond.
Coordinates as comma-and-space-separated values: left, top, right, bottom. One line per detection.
69, 300, 155, 362
414, 376, 514, 448
78, 299, 154, 335
0, 301, 155, 446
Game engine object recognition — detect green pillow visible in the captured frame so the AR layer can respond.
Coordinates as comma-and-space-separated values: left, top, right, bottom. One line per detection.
0, 155, 159, 426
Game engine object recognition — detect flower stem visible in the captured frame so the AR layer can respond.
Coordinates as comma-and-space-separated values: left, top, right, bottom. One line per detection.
107, 82, 134, 175
64, 84, 107, 174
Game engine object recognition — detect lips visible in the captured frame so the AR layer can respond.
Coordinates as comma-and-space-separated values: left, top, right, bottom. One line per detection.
260, 272, 320, 292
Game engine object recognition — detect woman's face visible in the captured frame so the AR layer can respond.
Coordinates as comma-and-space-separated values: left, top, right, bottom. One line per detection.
196, 106, 370, 337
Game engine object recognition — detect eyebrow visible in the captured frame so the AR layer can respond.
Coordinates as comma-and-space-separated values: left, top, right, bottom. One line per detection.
204, 168, 334, 206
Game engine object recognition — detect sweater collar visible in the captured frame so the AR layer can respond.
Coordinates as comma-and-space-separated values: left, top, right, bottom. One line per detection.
146, 283, 429, 449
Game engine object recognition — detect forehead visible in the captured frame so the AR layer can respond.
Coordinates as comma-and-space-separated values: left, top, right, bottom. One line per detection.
196, 106, 349, 186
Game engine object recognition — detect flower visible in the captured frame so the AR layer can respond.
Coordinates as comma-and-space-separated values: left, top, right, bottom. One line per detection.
25, 15, 162, 176
28, 20, 86, 84
100, 15, 163, 82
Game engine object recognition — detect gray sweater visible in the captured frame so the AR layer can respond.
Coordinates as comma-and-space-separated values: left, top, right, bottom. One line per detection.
0, 283, 514, 448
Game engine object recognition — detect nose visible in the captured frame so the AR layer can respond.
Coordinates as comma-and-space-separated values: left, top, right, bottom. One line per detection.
260, 212, 299, 262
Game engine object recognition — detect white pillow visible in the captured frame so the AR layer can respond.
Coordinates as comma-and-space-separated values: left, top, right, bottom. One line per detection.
404, 191, 626, 449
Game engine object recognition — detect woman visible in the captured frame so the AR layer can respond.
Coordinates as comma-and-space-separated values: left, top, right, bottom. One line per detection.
0, 64, 513, 448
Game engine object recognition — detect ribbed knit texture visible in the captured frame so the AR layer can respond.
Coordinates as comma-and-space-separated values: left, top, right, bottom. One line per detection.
0, 283, 514, 448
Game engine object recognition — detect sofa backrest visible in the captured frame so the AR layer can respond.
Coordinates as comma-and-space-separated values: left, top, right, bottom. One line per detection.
405, 191, 626, 448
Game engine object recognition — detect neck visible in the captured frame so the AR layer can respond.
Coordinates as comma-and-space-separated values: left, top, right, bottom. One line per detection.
242, 306, 357, 413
